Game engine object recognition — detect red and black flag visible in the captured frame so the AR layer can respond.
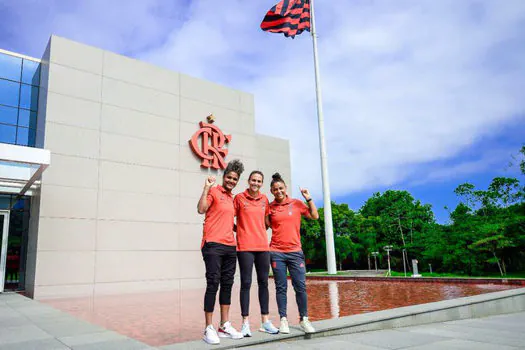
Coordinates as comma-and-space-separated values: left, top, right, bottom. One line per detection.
260, 0, 311, 39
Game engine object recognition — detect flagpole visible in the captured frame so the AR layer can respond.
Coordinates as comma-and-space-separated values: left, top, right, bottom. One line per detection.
310, 0, 337, 275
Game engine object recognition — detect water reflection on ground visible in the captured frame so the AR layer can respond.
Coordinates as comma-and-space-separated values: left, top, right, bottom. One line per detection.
44, 279, 519, 346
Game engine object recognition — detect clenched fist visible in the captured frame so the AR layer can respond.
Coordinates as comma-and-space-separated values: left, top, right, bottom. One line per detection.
204, 176, 216, 188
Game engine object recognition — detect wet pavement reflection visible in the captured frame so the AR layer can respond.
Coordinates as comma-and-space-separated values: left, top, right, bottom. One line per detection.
44, 279, 518, 346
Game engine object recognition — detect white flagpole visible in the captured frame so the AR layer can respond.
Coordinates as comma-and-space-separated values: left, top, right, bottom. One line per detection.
309, 0, 337, 274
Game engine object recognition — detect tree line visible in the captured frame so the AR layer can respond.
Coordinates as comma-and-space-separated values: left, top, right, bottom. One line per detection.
301, 146, 525, 276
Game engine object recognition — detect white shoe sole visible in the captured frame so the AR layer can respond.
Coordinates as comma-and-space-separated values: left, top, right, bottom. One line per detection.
218, 332, 243, 339
202, 337, 220, 345
279, 328, 290, 334
300, 325, 315, 334
259, 328, 279, 334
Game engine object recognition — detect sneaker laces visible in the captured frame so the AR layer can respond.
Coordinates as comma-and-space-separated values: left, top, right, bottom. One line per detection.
222, 321, 237, 334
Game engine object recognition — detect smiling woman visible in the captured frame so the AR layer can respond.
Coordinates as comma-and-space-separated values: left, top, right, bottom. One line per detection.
234, 170, 280, 336
196, 159, 245, 345
266, 172, 319, 334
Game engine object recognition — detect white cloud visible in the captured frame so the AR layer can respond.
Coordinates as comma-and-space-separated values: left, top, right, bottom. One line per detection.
407, 146, 521, 186
2, 0, 525, 200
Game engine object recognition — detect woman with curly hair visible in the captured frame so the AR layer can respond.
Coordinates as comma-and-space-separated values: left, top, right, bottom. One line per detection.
197, 159, 245, 344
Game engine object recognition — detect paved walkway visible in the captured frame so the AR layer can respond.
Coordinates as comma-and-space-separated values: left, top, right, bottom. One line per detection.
0, 293, 152, 349
246, 312, 525, 349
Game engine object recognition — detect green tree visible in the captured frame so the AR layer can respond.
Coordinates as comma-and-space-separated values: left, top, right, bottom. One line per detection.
469, 230, 515, 276
360, 190, 434, 270
334, 235, 353, 270
449, 174, 524, 275
301, 202, 359, 269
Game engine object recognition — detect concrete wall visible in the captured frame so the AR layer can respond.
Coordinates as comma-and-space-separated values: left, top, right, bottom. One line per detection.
256, 135, 292, 197
27, 36, 290, 299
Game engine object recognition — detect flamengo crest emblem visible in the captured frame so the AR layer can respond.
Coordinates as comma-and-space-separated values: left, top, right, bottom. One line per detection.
189, 115, 231, 170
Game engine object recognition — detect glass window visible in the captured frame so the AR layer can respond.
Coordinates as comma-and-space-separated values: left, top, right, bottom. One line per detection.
21, 60, 40, 86
0, 55, 40, 148
0, 79, 20, 107
0, 104, 18, 125
19, 84, 38, 111
17, 109, 37, 129
0, 53, 22, 81
0, 195, 11, 209
0, 123, 17, 144
15, 126, 36, 147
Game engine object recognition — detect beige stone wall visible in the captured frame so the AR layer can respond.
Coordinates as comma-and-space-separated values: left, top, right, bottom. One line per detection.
255, 135, 292, 198
27, 36, 290, 299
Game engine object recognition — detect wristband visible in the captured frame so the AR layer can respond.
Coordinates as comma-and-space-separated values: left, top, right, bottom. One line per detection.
306, 198, 312, 202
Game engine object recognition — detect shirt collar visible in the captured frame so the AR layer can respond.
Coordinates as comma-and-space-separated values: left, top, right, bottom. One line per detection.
217, 185, 233, 197
270, 196, 292, 206
243, 189, 263, 200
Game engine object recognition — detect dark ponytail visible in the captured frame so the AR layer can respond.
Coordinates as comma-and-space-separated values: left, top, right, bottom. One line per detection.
270, 172, 286, 187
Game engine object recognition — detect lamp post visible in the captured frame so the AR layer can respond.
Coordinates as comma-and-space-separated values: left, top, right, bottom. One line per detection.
402, 248, 407, 277
371, 251, 379, 272
383, 245, 393, 277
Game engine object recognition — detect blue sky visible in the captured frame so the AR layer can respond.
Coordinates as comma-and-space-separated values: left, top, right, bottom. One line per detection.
1, 0, 524, 223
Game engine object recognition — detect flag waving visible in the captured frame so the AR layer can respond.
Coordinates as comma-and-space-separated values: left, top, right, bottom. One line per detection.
260, 0, 311, 39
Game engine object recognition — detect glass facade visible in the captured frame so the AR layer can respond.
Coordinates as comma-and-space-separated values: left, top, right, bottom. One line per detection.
0, 51, 41, 147
0, 195, 30, 291
0, 50, 41, 292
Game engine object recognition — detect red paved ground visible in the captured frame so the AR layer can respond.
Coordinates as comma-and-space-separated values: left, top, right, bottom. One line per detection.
44, 279, 519, 346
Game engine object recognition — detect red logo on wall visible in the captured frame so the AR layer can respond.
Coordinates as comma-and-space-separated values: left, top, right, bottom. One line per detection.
189, 119, 231, 170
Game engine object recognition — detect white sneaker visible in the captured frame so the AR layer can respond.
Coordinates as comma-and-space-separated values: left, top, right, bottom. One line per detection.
279, 317, 290, 334
241, 322, 252, 337
203, 325, 220, 345
300, 317, 315, 333
218, 321, 244, 339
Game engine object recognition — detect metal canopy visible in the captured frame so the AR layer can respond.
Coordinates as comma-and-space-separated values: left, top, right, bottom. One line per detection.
0, 143, 50, 200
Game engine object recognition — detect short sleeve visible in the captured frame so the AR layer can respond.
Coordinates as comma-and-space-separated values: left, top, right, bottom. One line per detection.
233, 195, 240, 216
297, 199, 311, 218
206, 188, 215, 208
264, 196, 270, 216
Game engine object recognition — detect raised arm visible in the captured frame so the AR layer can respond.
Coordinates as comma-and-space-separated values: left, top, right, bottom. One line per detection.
300, 188, 319, 220
197, 176, 216, 214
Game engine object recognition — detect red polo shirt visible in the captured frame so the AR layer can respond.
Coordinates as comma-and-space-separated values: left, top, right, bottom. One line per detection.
234, 190, 270, 251
268, 197, 311, 252
202, 185, 236, 248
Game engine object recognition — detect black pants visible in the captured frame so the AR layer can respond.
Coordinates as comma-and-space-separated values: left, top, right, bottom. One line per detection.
237, 251, 270, 317
202, 242, 237, 313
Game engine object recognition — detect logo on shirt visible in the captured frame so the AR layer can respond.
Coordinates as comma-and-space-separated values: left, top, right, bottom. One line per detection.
189, 116, 231, 170
243, 200, 265, 210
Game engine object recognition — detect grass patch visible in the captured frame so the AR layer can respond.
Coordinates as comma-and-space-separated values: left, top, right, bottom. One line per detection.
388, 271, 525, 279
302, 270, 525, 279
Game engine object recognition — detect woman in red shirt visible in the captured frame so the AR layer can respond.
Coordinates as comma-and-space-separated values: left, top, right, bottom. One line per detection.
265, 173, 319, 334
197, 159, 244, 345
234, 171, 279, 337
